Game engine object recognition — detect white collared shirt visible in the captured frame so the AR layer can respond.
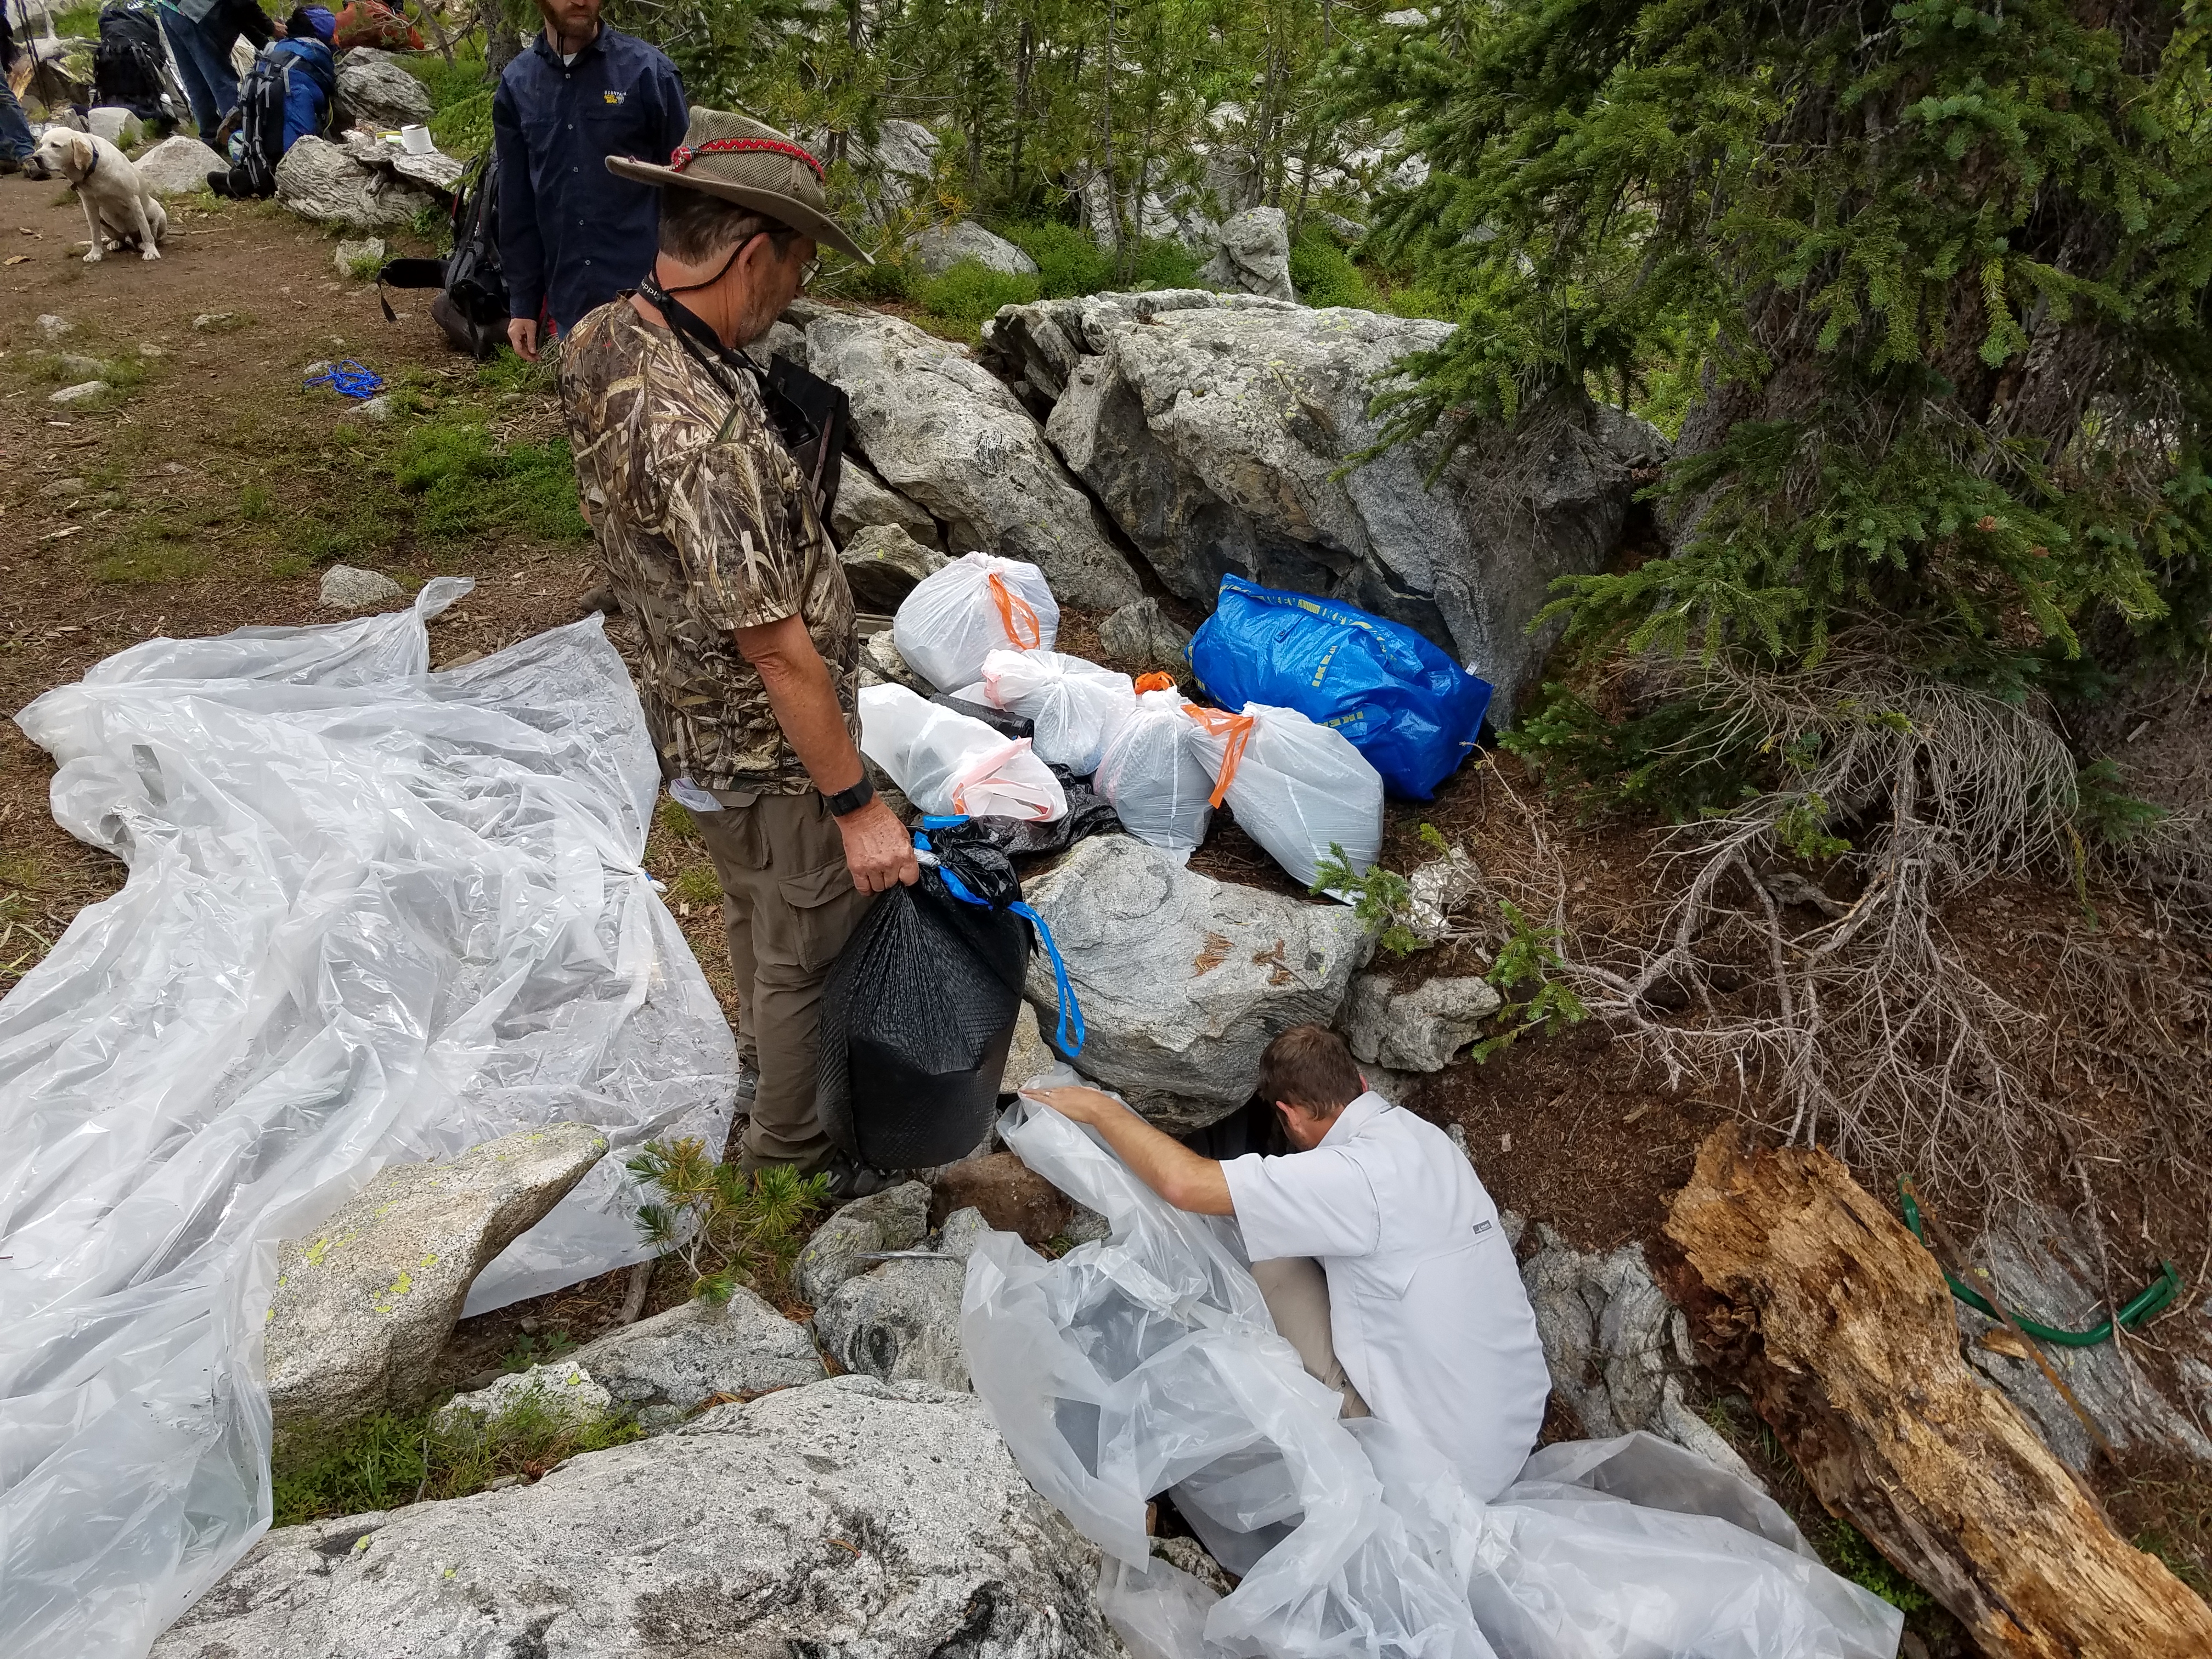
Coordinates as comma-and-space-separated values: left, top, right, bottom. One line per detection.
1223, 1091, 1549, 1498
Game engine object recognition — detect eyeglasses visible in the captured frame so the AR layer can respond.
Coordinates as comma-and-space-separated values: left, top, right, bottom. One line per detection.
800, 253, 822, 290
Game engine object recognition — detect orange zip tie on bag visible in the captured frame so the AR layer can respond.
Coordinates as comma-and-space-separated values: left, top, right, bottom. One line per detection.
988, 572, 1043, 651
1133, 672, 1177, 693
1183, 704, 1254, 808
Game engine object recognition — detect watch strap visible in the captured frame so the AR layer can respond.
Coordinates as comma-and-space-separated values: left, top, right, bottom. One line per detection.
823, 773, 876, 818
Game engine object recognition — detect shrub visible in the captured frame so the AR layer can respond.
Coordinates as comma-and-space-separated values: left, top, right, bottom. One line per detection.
1004, 221, 1113, 298
430, 89, 493, 159
1000, 222, 1207, 298
1125, 236, 1204, 291
917, 257, 1042, 330
1288, 228, 1369, 309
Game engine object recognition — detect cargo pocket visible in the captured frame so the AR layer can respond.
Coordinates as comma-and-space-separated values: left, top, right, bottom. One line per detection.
778, 856, 866, 974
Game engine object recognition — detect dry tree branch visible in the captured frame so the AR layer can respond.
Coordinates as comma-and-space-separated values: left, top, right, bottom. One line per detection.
1477, 633, 2117, 1203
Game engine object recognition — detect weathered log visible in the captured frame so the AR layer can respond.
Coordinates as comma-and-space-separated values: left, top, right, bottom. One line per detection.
1652, 1128, 2212, 1658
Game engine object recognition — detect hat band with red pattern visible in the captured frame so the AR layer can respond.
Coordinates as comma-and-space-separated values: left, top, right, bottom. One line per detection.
669, 136, 825, 181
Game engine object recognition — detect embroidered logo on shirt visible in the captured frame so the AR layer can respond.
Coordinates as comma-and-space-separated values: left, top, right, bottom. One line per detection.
1470, 1218, 1493, 1238
603, 90, 625, 104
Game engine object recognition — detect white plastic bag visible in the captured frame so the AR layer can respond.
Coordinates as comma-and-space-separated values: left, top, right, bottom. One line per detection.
1190, 701, 1384, 888
860, 682, 1068, 821
1093, 686, 1214, 854
962, 649, 1136, 776
0, 580, 738, 1659
892, 551, 1059, 692
963, 1077, 1906, 1659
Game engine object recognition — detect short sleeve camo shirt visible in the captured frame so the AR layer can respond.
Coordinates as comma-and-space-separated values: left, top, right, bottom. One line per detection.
559, 299, 858, 794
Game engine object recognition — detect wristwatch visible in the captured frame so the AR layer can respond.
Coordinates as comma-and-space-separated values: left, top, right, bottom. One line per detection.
823, 774, 876, 819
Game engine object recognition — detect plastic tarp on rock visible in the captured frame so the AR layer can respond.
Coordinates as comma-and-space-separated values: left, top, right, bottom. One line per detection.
963, 1083, 1904, 1659
0, 580, 738, 1659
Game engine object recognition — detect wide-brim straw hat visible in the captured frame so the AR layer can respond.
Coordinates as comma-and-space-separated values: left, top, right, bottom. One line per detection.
608, 108, 871, 264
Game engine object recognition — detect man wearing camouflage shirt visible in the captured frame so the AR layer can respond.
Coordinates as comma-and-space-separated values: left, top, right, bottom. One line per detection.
561, 109, 916, 1193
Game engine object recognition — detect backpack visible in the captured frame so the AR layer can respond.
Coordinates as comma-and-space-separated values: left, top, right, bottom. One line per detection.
206, 37, 331, 199
207, 49, 290, 197
377, 148, 509, 358
92, 1, 172, 123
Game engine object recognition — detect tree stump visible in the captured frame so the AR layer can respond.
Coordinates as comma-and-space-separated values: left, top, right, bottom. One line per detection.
1653, 1128, 2212, 1658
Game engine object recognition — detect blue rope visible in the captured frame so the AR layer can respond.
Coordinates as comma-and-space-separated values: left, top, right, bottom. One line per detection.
1010, 900, 1085, 1057
306, 360, 385, 400
911, 820, 1085, 1057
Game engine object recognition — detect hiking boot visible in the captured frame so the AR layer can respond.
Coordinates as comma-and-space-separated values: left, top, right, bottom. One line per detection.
0, 155, 22, 177
821, 1153, 893, 1203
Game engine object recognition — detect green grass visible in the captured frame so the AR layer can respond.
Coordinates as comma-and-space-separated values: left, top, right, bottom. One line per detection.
398, 47, 496, 158
403, 48, 493, 112
391, 420, 589, 542
94, 518, 207, 584
48, 2, 101, 38
474, 348, 557, 396
272, 1385, 642, 1528
669, 865, 722, 910
654, 799, 701, 842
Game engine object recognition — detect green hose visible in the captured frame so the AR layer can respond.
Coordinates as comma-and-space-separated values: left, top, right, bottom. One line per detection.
1899, 1186, 2182, 1347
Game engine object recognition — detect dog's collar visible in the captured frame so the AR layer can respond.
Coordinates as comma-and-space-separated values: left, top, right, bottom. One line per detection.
81, 144, 98, 184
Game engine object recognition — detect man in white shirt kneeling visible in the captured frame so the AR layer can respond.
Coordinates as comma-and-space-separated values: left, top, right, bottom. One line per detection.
1025, 1024, 1551, 1500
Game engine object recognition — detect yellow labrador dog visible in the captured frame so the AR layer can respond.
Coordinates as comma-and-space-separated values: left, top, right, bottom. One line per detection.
30, 128, 167, 263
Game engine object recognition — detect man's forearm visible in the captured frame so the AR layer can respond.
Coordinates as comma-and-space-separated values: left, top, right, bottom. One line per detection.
1052, 1094, 1233, 1216
737, 616, 863, 794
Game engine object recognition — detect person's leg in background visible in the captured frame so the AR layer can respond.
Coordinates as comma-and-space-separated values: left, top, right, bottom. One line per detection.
156, 4, 220, 145
0, 75, 33, 167
157, 8, 236, 146
695, 791, 873, 1176
1251, 1256, 1370, 1419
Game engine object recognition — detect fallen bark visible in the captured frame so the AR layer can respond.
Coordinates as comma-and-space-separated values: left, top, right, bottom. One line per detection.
1653, 1128, 2212, 1658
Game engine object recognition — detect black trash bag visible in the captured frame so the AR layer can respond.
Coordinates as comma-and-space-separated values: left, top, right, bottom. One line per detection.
955, 769, 1122, 861
817, 825, 1036, 1171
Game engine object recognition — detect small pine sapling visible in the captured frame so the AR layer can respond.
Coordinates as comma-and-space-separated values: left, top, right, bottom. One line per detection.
628, 1138, 828, 1305
1468, 900, 1588, 1063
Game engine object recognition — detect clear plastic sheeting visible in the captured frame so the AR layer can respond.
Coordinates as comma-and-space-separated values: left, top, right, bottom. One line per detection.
964, 1080, 1904, 1659
0, 582, 739, 1659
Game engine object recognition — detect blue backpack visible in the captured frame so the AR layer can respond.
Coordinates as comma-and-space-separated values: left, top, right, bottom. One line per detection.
1188, 574, 1493, 800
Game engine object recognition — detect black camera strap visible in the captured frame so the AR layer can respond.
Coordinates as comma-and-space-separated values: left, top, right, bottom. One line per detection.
637, 267, 848, 521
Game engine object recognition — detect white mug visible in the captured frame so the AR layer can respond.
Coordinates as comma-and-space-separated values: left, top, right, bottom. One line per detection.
399, 124, 433, 155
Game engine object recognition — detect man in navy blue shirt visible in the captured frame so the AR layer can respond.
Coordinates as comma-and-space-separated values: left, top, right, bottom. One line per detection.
492, 0, 687, 360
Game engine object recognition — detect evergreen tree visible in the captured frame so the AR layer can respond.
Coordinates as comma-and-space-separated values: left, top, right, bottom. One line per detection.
1346, 0, 2212, 800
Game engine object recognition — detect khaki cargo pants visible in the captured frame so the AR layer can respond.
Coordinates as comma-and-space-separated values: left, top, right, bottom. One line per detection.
696, 789, 875, 1173
1251, 1256, 1370, 1419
